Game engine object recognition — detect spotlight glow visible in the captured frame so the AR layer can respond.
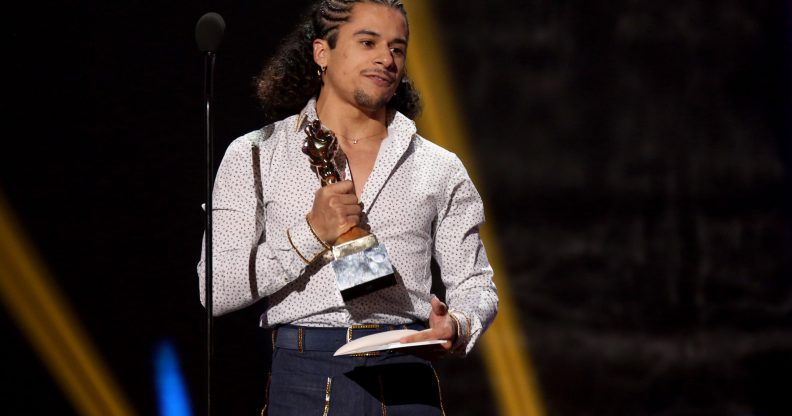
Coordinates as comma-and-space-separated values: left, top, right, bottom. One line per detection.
155, 340, 192, 416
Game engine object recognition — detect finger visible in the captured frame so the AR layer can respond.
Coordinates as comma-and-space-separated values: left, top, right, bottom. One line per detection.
336, 203, 362, 216
332, 194, 360, 206
326, 180, 355, 194
343, 215, 360, 227
333, 212, 358, 226
400, 328, 441, 343
401, 328, 453, 351
431, 296, 448, 316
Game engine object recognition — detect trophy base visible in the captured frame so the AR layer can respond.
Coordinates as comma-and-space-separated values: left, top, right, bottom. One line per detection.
333, 241, 397, 301
339, 272, 397, 301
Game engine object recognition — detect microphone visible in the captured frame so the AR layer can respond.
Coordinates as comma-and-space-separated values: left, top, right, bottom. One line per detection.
195, 12, 226, 53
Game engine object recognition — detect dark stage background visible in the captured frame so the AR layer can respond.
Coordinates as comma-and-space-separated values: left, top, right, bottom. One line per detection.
3, 1, 791, 415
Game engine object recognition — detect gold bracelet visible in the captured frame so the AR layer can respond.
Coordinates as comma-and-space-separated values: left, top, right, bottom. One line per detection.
287, 228, 311, 264
306, 214, 332, 250
454, 310, 472, 346
448, 313, 462, 351
308, 247, 330, 264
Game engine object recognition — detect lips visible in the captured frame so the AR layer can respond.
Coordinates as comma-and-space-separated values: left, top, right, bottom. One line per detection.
363, 71, 395, 87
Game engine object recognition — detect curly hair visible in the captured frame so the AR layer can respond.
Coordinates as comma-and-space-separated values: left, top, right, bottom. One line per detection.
254, 0, 421, 124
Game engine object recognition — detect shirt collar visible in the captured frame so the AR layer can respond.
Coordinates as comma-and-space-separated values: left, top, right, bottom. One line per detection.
294, 98, 417, 143
294, 98, 319, 133
293, 98, 418, 212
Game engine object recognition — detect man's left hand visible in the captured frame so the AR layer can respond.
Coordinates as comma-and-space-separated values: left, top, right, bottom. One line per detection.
400, 295, 457, 351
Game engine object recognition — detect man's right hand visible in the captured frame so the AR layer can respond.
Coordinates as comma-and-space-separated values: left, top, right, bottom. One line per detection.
307, 180, 361, 243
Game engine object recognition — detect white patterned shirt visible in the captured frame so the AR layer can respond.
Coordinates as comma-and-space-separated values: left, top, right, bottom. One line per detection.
198, 99, 498, 353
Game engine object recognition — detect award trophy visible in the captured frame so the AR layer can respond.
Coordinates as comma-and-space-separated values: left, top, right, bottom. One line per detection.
302, 120, 397, 301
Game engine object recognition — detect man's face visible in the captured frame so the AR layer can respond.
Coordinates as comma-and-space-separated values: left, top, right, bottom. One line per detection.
316, 3, 408, 112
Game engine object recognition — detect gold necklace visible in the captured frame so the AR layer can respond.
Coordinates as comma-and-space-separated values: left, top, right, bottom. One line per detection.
336, 130, 387, 145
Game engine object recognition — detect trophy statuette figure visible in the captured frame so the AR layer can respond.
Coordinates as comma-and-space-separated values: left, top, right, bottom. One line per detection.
302, 119, 397, 301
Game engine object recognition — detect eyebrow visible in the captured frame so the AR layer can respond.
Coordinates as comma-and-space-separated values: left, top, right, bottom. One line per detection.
353, 29, 408, 46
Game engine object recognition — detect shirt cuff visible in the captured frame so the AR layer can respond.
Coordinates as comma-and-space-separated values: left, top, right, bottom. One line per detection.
449, 310, 472, 355
287, 217, 328, 264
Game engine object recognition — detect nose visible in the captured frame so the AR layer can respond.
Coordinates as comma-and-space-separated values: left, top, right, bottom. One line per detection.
374, 45, 396, 71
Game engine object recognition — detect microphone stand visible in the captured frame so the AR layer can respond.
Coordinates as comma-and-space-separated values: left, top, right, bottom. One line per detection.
196, 11, 224, 416
202, 48, 216, 416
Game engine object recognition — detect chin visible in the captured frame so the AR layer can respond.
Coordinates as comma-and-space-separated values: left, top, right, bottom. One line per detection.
353, 89, 392, 111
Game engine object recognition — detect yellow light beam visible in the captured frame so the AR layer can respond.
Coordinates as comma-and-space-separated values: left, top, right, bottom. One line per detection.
403, 2, 546, 415
0, 191, 136, 416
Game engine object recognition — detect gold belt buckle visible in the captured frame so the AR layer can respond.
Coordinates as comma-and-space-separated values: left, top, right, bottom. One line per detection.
346, 324, 382, 357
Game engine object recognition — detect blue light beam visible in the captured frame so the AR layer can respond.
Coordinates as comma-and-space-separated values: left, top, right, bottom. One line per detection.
154, 339, 193, 416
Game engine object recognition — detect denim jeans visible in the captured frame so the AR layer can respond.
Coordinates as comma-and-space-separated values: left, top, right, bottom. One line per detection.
263, 327, 445, 416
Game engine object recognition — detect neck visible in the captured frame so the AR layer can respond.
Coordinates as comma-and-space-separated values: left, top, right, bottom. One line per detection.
315, 91, 388, 139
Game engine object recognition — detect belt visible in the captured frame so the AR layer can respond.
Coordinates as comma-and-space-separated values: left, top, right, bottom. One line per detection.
273, 323, 426, 353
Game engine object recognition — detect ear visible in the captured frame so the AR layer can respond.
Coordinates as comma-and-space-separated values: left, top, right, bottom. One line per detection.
313, 39, 329, 68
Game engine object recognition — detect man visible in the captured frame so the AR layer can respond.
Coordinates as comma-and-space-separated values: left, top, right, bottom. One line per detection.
198, 1, 497, 414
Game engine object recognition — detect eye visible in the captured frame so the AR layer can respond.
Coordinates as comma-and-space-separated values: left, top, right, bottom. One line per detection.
390, 47, 405, 56
361, 40, 375, 48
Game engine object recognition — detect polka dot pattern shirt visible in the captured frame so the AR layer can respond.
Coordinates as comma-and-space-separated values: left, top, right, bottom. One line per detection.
198, 99, 498, 354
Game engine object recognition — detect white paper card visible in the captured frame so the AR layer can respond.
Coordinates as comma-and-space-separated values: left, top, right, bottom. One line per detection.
334, 329, 447, 356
